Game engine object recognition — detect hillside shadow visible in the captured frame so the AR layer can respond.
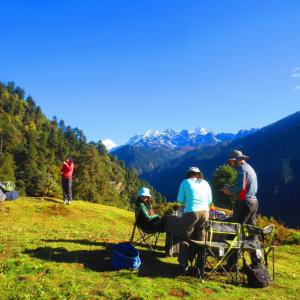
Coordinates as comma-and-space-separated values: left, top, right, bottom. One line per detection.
38, 197, 62, 204
42, 238, 166, 253
42, 197, 64, 204
24, 240, 178, 278
42, 239, 105, 247
24, 246, 112, 272
138, 252, 179, 278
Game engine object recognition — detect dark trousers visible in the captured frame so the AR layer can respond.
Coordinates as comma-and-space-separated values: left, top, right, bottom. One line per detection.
232, 199, 258, 225
62, 177, 72, 202
177, 211, 209, 267
229, 198, 260, 267
150, 216, 168, 232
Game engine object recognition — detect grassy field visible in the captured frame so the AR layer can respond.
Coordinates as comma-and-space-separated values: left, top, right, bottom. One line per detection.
0, 197, 299, 300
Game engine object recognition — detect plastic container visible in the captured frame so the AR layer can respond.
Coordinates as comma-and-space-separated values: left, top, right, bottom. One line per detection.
112, 242, 141, 270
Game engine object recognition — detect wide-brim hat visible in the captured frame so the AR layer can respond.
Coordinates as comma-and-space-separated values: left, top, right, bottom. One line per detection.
186, 166, 203, 175
137, 187, 151, 198
228, 150, 249, 161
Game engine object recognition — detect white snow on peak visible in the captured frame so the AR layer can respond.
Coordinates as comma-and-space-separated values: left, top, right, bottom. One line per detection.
102, 139, 117, 150
194, 127, 208, 135
144, 129, 161, 137
124, 126, 256, 149
162, 128, 178, 135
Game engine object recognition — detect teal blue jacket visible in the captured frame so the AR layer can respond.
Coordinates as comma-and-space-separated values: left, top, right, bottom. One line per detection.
177, 178, 212, 213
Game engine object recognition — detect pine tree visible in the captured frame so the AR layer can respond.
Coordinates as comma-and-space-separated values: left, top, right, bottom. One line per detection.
0, 152, 16, 181
212, 164, 237, 209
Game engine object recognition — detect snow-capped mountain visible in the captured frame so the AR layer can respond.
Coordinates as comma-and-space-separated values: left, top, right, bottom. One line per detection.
127, 127, 257, 149
102, 139, 117, 151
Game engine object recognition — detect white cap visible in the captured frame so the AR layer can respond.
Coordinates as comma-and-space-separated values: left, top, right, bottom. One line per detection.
186, 166, 202, 174
137, 187, 151, 197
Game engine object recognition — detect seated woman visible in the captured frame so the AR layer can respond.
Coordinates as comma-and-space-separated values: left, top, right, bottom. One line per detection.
135, 187, 167, 233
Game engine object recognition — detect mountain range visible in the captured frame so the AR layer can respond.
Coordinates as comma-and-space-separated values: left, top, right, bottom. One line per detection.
127, 127, 257, 149
112, 127, 257, 175
113, 112, 300, 227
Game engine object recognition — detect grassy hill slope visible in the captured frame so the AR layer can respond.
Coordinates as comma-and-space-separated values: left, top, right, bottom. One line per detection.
0, 198, 300, 299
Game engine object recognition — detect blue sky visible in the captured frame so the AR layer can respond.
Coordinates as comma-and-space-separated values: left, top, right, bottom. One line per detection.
0, 0, 300, 145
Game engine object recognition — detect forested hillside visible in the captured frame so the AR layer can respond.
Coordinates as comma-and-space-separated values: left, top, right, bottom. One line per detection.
111, 145, 185, 175
0, 81, 164, 207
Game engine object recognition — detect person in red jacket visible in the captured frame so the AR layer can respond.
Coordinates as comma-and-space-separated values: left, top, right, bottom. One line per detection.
61, 157, 74, 204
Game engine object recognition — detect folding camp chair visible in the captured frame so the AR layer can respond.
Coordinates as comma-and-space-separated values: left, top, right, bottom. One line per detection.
241, 224, 275, 281
130, 220, 161, 251
190, 220, 242, 283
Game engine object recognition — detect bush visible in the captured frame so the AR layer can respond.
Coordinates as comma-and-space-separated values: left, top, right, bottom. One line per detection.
257, 215, 300, 245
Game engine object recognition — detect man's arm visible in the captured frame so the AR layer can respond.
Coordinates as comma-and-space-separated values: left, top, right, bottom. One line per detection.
228, 170, 246, 194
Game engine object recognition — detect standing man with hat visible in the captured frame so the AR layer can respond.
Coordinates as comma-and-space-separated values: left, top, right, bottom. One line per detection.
222, 150, 260, 267
222, 150, 258, 226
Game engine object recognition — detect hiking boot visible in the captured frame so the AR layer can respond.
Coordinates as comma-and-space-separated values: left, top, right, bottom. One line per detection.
178, 264, 189, 275
188, 266, 199, 277
223, 264, 238, 273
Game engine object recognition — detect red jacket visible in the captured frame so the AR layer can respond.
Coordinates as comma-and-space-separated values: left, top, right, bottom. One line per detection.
61, 160, 74, 179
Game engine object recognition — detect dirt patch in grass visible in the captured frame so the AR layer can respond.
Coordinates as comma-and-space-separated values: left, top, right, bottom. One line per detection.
120, 291, 143, 300
0, 239, 14, 259
168, 288, 185, 298
0, 205, 10, 214
75, 263, 85, 269
17, 269, 50, 282
202, 287, 215, 295
44, 204, 72, 216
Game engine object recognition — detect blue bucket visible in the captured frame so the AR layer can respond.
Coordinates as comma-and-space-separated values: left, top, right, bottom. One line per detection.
5, 191, 19, 201
112, 242, 141, 270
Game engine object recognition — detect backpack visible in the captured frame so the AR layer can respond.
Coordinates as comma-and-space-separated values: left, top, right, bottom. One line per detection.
244, 263, 270, 288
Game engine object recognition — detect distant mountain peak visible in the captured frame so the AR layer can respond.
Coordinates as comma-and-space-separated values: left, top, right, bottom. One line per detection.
144, 129, 160, 137
193, 127, 208, 135
102, 139, 117, 150
126, 127, 257, 149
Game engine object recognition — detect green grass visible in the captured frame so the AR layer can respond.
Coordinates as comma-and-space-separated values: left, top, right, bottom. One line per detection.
0, 198, 299, 299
